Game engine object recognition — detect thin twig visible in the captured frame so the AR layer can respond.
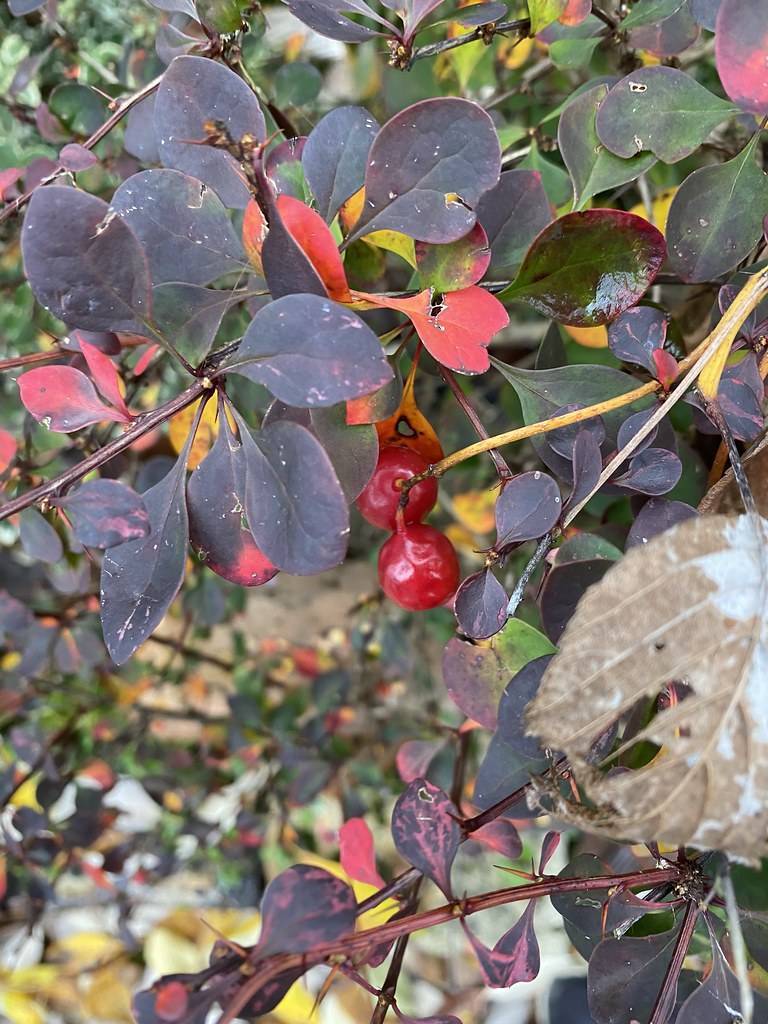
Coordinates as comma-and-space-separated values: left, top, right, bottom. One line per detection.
506, 531, 557, 617
722, 870, 754, 1024
406, 17, 530, 66
648, 901, 700, 1024
440, 367, 512, 480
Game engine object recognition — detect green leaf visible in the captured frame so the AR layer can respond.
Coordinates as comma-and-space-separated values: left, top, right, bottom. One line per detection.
500, 210, 667, 326
558, 84, 656, 209
620, 0, 685, 29
666, 133, 768, 283
274, 62, 323, 107
527, 0, 567, 34
519, 139, 572, 208
549, 37, 601, 68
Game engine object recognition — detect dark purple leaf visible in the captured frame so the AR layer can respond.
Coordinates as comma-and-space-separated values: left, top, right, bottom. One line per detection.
666, 136, 768, 283
233, 410, 350, 574
187, 411, 278, 587
741, 911, 768, 972
614, 448, 682, 496
225, 294, 393, 407
454, 569, 508, 640
502, 210, 666, 326
616, 407, 659, 453
473, 655, 554, 811
495, 471, 562, 547
538, 831, 561, 874
21, 186, 151, 332
629, 4, 700, 56
9, 0, 46, 12
401, 0, 445, 37
100, 433, 195, 664
395, 1014, 462, 1024
151, 283, 239, 366
302, 106, 379, 221
595, 67, 738, 163
396, 739, 444, 783
626, 498, 698, 550
284, 0, 390, 42
346, 98, 501, 245
19, 508, 62, 563
156, 21, 207, 64
260, 199, 328, 299
218, 967, 306, 1019
539, 558, 613, 642
688, 352, 765, 442
263, 400, 378, 502
255, 864, 357, 956
124, 94, 159, 163
391, 779, 460, 897
462, 902, 540, 987
715, 0, 768, 114
0, 592, 34, 643
607, 305, 669, 373
133, 976, 217, 1024
110, 169, 247, 286
64, 329, 121, 356
443, 619, 555, 730
476, 169, 553, 278
677, 923, 768, 1024
452, 1, 507, 24
58, 143, 98, 171
548, 404, 606, 459
588, 921, 687, 1024
558, 85, 656, 209
567, 430, 603, 509
155, 55, 265, 208
55, 480, 150, 548
148, 0, 199, 16
468, 818, 522, 859
691, 0, 720, 28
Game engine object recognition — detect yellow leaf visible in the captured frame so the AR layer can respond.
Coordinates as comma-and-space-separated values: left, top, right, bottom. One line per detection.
143, 926, 203, 975
339, 186, 365, 236
168, 398, 218, 470
9, 775, 42, 813
48, 932, 124, 971
290, 850, 398, 931
274, 979, 318, 1024
498, 34, 534, 69
452, 489, 497, 535
563, 324, 609, 349
362, 230, 416, 268
628, 187, 676, 235
0, 990, 44, 1024
1, 652, 21, 671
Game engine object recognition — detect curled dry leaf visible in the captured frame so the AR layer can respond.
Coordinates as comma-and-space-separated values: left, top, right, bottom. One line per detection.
526, 513, 768, 862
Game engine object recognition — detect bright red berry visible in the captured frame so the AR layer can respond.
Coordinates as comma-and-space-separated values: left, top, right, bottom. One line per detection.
378, 523, 460, 611
356, 446, 438, 531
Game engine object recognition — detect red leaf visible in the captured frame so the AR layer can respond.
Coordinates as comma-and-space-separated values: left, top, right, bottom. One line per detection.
18, 366, 130, 432
243, 198, 268, 275
0, 429, 16, 473
133, 343, 160, 376
469, 818, 522, 859
356, 286, 509, 374
396, 739, 443, 783
715, 0, 768, 115
559, 0, 591, 24
154, 981, 189, 1022
77, 335, 132, 420
277, 195, 351, 301
538, 830, 561, 874
339, 817, 385, 888
651, 348, 680, 391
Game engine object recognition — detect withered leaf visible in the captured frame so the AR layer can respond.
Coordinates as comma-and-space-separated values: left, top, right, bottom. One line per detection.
526, 513, 768, 862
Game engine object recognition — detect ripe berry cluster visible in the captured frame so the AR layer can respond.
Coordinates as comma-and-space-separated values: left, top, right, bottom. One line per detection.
357, 446, 460, 611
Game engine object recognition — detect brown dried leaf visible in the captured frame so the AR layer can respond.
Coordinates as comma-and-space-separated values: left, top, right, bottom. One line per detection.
699, 432, 768, 516
526, 513, 768, 862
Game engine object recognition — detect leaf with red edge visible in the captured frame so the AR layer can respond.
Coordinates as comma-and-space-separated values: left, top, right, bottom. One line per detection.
346, 99, 501, 245
339, 817, 385, 888
18, 366, 130, 431
463, 902, 540, 988
77, 336, 132, 420
501, 211, 666, 326
559, 0, 590, 23
391, 779, 460, 897
652, 349, 679, 390
538, 831, 561, 873
716, 0, 768, 115
243, 199, 268, 275
0, 430, 16, 473
0, 167, 21, 200
357, 286, 508, 374
58, 143, 98, 171
187, 409, 279, 587
468, 818, 522, 859
396, 739, 444, 783
260, 197, 329, 299
133, 975, 215, 1024
255, 864, 357, 956
276, 195, 351, 301
55, 480, 150, 549
607, 306, 669, 374
415, 223, 491, 293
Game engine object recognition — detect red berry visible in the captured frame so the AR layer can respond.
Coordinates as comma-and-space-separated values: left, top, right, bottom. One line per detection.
356, 447, 438, 531
378, 524, 460, 610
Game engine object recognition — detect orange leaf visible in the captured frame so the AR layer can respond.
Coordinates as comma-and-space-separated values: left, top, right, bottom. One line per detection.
354, 286, 508, 374
374, 352, 444, 463
277, 195, 351, 301
243, 199, 268, 275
